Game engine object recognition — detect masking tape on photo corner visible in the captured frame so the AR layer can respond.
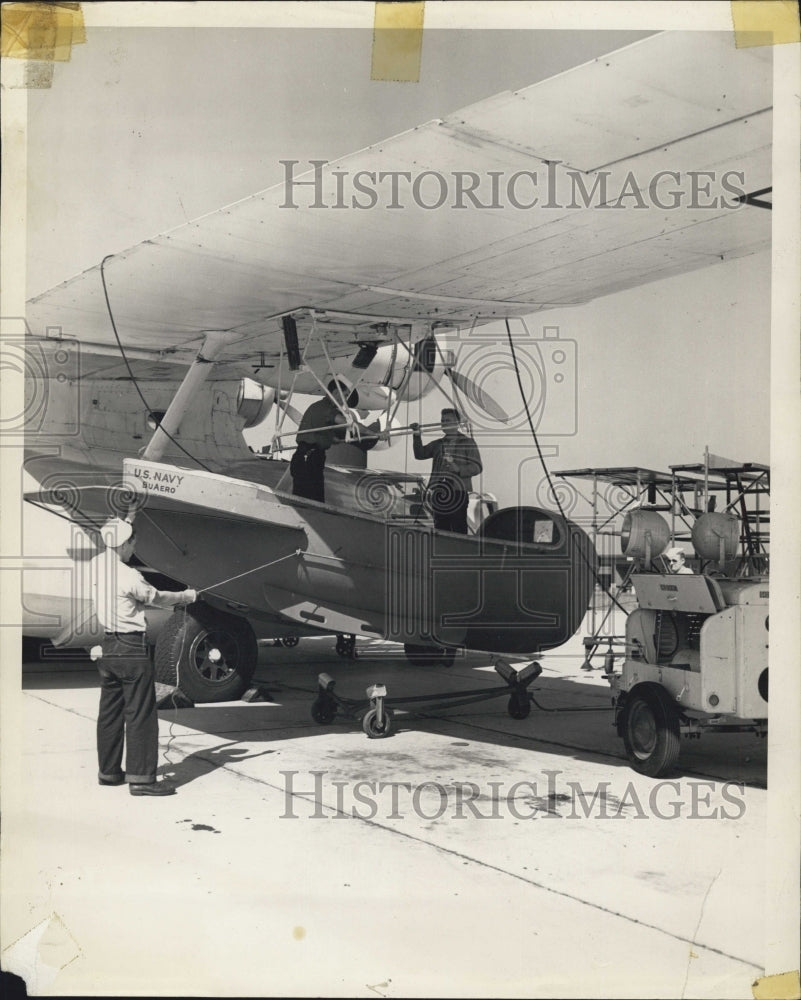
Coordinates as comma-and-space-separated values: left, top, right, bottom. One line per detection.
731, 1, 800, 47
371, 1, 424, 83
752, 970, 801, 1000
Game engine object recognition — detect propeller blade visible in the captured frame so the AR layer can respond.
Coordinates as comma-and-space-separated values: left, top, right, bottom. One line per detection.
447, 369, 510, 423
277, 397, 304, 425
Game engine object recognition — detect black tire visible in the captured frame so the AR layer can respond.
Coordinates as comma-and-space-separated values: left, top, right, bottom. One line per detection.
362, 707, 393, 738
404, 643, 442, 667
154, 605, 258, 703
621, 684, 681, 777
507, 691, 531, 720
311, 696, 337, 725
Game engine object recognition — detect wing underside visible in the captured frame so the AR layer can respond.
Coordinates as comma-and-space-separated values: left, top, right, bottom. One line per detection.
25, 31, 771, 381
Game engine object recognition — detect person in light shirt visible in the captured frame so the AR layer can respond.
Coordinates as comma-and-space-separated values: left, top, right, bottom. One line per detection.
93, 518, 196, 796
664, 546, 694, 575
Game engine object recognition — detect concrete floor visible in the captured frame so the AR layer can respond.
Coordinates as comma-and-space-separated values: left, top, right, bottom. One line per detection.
1, 633, 768, 998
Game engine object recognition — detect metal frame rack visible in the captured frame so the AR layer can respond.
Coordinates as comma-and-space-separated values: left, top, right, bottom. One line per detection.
554, 467, 685, 669
552, 463, 767, 669
668, 461, 770, 576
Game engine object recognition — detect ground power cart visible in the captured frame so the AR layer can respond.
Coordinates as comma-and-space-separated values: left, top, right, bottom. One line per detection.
608, 510, 768, 776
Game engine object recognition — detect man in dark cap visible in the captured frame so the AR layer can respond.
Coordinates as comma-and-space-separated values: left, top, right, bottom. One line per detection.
411, 408, 482, 534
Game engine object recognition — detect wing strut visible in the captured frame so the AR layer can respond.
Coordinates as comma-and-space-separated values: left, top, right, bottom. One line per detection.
142, 330, 238, 462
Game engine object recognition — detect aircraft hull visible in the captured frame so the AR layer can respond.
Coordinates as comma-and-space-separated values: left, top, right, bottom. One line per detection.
124, 460, 596, 655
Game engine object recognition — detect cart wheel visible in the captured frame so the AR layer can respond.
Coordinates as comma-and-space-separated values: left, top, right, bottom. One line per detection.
311, 696, 337, 725
507, 691, 531, 719
336, 634, 353, 657
362, 707, 393, 739
621, 684, 681, 777
283, 636, 299, 648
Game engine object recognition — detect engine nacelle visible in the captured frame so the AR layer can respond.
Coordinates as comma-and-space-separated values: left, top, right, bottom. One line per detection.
237, 378, 276, 428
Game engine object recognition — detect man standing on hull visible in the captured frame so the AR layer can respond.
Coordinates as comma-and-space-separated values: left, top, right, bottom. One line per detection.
289, 381, 349, 503
93, 518, 197, 796
290, 379, 380, 502
411, 408, 483, 534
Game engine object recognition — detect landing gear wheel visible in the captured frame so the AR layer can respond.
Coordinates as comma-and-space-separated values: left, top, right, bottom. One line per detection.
621, 684, 681, 777
311, 696, 337, 725
507, 691, 531, 719
439, 647, 456, 668
362, 707, 393, 739
154, 604, 258, 703
283, 635, 299, 648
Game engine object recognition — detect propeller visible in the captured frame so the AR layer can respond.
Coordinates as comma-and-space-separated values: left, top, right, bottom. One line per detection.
407, 335, 511, 424
445, 367, 510, 424
276, 393, 304, 426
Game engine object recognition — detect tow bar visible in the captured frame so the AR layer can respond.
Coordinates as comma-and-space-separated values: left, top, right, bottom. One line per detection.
310, 658, 543, 738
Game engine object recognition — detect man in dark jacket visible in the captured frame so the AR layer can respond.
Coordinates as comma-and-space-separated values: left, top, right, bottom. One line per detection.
411, 408, 482, 533
290, 385, 348, 502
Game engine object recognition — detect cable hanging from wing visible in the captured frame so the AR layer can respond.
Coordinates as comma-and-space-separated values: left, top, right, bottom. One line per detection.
504, 319, 627, 615
100, 254, 212, 473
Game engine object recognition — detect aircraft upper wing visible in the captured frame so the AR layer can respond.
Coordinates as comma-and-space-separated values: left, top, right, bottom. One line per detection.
26, 31, 771, 381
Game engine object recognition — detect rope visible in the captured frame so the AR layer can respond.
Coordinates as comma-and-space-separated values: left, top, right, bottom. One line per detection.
200, 549, 301, 594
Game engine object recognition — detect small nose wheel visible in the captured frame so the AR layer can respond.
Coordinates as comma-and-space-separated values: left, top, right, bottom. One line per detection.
362, 683, 392, 738
311, 673, 339, 725
362, 706, 393, 738
507, 690, 531, 719
494, 658, 540, 720
311, 695, 337, 725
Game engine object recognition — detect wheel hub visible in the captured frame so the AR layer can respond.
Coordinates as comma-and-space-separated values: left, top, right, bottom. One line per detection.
191, 630, 239, 683
630, 703, 657, 757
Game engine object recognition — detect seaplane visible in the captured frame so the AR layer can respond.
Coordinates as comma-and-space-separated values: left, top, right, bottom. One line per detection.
18, 31, 771, 708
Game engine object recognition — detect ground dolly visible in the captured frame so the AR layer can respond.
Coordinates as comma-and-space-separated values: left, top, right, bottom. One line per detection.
310, 659, 543, 738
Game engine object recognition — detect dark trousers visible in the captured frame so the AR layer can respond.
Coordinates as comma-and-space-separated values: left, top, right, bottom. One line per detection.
97, 632, 158, 784
431, 489, 469, 534
290, 442, 326, 502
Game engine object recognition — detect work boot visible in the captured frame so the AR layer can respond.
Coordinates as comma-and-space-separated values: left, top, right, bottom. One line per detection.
129, 780, 177, 796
